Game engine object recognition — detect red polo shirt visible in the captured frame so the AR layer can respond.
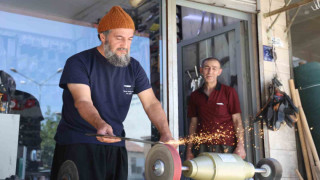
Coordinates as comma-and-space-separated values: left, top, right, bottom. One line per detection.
187, 82, 241, 146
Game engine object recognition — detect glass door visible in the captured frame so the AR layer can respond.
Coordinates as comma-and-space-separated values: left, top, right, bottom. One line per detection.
178, 21, 255, 163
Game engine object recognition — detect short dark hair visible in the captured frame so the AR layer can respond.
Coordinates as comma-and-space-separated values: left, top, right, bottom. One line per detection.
97, 30, 112, 41
200, 57, 221, 68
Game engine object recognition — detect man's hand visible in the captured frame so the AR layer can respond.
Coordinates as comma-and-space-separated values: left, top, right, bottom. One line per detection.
160, 133, 179, 149
95, 121, 121, 143
233, 145, 246, 159
186, 149, 194, 160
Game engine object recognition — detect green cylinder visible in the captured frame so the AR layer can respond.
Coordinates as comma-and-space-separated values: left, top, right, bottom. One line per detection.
294, 62, 320, 156
183, 153, 255, 180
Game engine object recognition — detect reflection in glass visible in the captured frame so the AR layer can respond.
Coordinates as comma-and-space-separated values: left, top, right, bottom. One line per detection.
180, 6, 240, 41
1, 0, 163, 178
182, 30, 237, 124
1, 10, 100, 179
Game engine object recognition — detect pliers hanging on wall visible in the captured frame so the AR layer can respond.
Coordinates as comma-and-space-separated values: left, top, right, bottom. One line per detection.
254, 77, 298, 131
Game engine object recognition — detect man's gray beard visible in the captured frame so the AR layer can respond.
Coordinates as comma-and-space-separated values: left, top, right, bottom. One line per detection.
104, 42, 131, 67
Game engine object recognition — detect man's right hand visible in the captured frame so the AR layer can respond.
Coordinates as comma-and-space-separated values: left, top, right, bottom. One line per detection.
96, 121, 121, 143
67, 83, 121, 143
186, 150, 194, 160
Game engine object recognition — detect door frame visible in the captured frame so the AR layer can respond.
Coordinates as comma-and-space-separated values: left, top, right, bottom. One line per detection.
177, 21, 251, 158
165, 0, 262, 164
177, 20, 260, 163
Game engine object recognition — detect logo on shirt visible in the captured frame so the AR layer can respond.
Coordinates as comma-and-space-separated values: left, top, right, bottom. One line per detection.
123, 85, 134, 95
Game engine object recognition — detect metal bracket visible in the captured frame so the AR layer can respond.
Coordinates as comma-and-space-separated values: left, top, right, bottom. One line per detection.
284, 6, 301, 33
311, 0, 320, 11
263, 0, 313, 18
267, 0, 292, 32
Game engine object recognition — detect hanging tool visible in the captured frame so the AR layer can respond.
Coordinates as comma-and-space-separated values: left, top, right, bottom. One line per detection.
254, 77, 298, 130
186, 66, 203, 92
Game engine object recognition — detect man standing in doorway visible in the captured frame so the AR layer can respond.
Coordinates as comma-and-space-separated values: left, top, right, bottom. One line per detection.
50, 6, 174, 180
186, 57, 246, 160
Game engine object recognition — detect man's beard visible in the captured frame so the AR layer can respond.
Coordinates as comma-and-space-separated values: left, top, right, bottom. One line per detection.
104, 42, 131, 67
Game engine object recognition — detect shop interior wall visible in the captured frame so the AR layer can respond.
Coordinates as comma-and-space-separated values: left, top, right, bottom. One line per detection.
257, 0, 299, 179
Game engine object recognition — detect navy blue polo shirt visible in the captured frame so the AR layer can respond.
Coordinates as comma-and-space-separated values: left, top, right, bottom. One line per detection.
54, 47, 151, 146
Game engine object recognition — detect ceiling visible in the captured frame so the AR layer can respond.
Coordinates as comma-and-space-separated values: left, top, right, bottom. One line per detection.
0, 0, 259, 25
0, 0, 156, 26
290, 1, 320, 62
0, 0, 319, 62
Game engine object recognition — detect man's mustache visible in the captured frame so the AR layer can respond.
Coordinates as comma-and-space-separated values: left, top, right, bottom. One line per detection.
117, 48, 128, 52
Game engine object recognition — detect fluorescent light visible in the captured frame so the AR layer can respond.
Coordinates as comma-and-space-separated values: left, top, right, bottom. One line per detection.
183, 15, 210, 22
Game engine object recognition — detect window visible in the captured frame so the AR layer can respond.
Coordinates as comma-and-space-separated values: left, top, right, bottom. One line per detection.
0, 1, 165, 179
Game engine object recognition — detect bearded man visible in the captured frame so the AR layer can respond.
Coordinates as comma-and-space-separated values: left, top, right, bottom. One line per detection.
50, 6, 174, 180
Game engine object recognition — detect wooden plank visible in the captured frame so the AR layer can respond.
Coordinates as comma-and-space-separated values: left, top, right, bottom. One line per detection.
289, 79, 312, 180
296, 89, 320, 174
295, 169, 304, 180
305, 133, 318, 180
263, 0, 313, 18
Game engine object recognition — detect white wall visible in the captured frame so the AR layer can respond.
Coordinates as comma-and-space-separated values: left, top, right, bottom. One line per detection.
0, 114, 20, 179
257, 0, 299, 179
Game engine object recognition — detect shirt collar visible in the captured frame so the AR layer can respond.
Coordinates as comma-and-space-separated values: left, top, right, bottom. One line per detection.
198, 81, 221, 94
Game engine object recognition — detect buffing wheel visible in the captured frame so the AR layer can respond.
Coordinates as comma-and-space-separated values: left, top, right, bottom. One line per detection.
145, 144, 182, 180
256, 158, 282, 180
57, 160, 79, 180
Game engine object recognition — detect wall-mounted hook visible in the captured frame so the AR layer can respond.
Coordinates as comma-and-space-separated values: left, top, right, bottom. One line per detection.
311, 0, 320, 11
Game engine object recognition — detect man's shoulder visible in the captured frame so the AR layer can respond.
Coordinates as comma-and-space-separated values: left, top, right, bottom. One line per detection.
128, 57, 146, 74
129, 57, 140, 67
190, 88, 202, 97
67, 48, 96, 63
219, 83, 239, 99
220, 83, 235, 91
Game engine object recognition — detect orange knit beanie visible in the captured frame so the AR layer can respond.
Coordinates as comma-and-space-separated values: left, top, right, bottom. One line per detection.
98, 6, 135, 33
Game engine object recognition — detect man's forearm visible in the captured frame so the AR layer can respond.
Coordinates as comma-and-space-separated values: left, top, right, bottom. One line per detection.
75, 100, 105, 129
145, 101, 171, 136
232, 114, 245, 147
187, 117, 198, 152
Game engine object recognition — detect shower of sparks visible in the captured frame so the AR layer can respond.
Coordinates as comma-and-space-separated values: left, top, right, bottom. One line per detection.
164, 131, 235, 149
163, 124, 274, 151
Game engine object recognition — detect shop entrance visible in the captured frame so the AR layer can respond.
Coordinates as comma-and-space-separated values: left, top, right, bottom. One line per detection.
177, 5, 259, 165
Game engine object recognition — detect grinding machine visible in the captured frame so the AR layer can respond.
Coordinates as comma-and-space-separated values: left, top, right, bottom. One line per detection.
58, 135, 283, 180
145, 144, 282, 180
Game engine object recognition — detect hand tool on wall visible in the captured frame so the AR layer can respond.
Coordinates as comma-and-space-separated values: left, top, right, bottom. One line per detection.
255, 77, 298, 130
186, 66, 203, 92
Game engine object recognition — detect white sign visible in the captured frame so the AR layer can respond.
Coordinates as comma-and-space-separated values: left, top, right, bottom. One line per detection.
0, 114, 20, 179
270, 37, 283, 47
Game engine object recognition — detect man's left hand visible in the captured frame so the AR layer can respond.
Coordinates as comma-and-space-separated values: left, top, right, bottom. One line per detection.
233, 145, 246, 159
160, 134, 179, 149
